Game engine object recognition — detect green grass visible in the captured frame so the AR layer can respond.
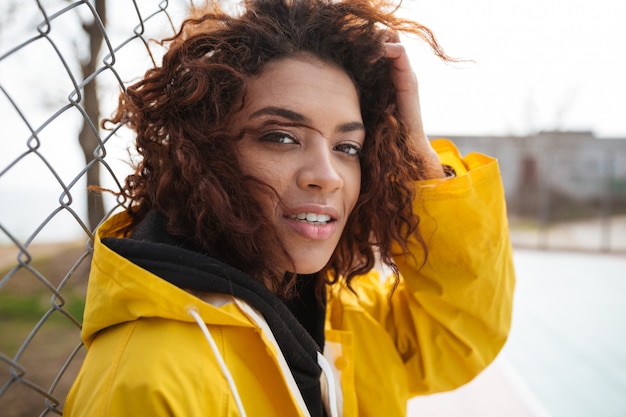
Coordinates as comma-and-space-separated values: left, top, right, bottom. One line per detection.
0, 293, 84, 357
0, 292, 85, 323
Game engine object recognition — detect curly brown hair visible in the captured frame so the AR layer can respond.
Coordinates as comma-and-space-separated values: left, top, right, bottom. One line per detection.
106, 0, 450, 298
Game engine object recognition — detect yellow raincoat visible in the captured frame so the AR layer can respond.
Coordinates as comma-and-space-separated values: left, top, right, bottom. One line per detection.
64, 139, 515, 417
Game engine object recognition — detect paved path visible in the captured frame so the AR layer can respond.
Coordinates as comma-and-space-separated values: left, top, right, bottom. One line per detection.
408, 355, 551, 416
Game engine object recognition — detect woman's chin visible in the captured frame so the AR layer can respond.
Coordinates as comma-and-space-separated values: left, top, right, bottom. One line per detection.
284, 261, 328, 276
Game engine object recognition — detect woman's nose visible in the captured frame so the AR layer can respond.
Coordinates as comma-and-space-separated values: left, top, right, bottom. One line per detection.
296, 143, 343, 192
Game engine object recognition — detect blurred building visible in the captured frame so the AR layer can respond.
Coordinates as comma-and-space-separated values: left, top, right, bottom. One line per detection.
441, 131, 626, 221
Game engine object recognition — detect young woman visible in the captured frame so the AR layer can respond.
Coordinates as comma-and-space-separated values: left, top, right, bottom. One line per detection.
65, 0, 515, 416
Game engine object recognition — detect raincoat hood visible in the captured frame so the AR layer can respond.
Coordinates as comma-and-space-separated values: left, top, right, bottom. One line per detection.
82, 210, 327, 417
82, 212, 254, 346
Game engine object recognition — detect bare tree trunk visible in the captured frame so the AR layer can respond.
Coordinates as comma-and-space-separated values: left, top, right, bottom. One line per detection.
79, 0, 107, 232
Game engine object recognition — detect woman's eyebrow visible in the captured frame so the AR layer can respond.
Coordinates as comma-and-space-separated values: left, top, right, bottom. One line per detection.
250, 106, 307, 122
249, 106, 365, 132
338, 121, 366, 133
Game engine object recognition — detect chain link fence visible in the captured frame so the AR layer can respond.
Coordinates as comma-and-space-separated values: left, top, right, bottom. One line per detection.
0, 1, 188, 415
1, 1, 625, 416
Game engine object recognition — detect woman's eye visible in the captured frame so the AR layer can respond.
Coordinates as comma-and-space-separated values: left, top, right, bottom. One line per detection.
259, 132, 297, 144
334, 143, 362, 157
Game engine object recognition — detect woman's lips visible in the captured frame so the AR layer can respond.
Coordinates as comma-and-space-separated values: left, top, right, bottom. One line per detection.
282, 205, 340, 240
283, 215, 338, 240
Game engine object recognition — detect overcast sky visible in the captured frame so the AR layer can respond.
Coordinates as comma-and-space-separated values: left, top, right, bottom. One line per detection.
401, 0, 626, 137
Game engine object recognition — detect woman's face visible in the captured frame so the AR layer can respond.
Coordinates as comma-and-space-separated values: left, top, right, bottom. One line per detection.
233, 56, 364, 274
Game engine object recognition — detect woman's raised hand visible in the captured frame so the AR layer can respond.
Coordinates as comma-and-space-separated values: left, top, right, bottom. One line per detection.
384, 33, 446, 179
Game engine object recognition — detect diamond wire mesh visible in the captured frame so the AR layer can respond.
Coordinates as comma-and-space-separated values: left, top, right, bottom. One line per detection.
0, 1, 187, 415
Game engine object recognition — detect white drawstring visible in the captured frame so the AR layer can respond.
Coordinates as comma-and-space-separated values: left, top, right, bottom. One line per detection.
317, 352, 339, 417
187, 307, 247, 417
189, 302, 341, 417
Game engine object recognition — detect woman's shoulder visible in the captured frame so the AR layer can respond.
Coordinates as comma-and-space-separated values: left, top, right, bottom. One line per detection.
76, 318, 232, 409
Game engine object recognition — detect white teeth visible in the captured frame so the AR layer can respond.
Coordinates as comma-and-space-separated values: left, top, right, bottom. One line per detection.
290, 212, 332, 224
